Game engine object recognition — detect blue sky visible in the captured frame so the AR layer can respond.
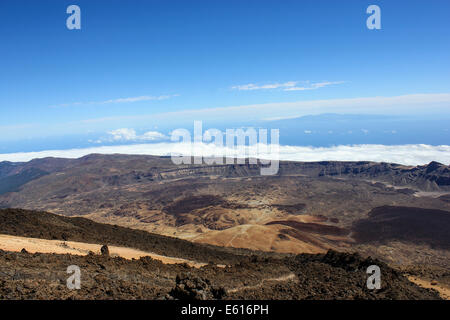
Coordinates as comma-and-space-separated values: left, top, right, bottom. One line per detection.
0, 0, 449, 159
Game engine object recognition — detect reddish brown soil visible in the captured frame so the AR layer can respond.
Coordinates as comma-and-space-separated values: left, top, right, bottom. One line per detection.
162, 195, 247, 227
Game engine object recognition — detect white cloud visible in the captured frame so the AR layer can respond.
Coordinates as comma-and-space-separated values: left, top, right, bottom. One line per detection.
140, 131, 167, 141
99, 95, 177, 105
108, 128, 138, 141
231, 81, 345, 91
0, 143, 449, 166
232, 82, 297, 91
52, 94, 178, 108
106, 128, 167, 142
283, 81, 346, 91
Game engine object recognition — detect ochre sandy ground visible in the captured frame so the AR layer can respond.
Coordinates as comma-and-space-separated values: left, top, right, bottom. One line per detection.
0, 234, 206, 268
407, 276, 450, 300
192, 224, 327, 254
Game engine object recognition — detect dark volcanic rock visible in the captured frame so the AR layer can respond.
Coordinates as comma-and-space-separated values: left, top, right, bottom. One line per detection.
266, 220, 349, 236
352, 206, 450, 249
100, 245, 110, 256
170, 273, 217, 300
0, 246, 442, 300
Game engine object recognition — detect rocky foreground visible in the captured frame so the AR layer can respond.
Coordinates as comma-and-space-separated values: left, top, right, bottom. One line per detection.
0, 208, 447, 300
0, 248, 442, 300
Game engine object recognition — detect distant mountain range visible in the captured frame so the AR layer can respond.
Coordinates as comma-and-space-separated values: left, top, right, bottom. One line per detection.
1, 154, 449, 198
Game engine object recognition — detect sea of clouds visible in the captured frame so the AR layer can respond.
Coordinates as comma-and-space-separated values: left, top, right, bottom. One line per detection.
0, 143, 449, 166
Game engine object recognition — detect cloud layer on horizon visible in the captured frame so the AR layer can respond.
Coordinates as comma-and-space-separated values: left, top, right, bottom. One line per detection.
78, 93, 450, 125
0, 143, 449, 166
4, 93, 449, 142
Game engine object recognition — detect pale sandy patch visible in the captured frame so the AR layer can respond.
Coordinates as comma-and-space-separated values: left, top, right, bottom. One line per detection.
408, 276, 450, 300
413, 191, 450, 198
0, 234, 206, 268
